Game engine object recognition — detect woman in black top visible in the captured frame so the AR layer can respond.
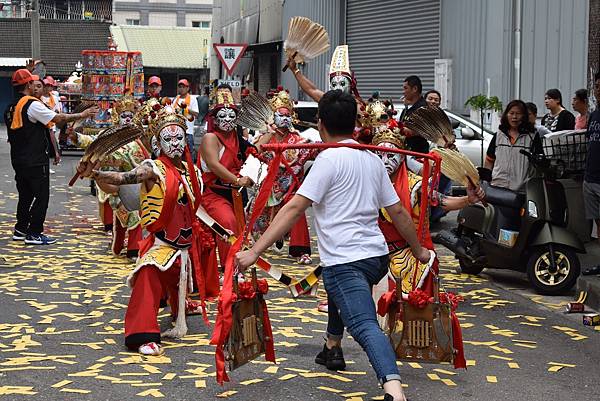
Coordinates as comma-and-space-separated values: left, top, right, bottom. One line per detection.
541, 88, 575, 132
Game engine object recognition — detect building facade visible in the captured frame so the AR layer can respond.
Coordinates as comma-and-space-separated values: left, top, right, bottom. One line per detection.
213, 0, 594, 116
112, 0, 212, 28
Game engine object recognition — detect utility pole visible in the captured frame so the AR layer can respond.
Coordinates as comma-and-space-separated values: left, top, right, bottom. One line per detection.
30, 0, 41, 59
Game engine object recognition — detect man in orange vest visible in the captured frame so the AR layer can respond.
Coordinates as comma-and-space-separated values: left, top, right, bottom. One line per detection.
173, 79, 199, 159
4, 69, 96, 245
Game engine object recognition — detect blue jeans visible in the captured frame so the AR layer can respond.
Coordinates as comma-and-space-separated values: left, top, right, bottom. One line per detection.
323, 255, 401, 384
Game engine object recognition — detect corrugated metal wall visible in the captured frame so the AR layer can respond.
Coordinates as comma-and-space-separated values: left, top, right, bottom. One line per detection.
281, 0, 343, 101
520, 0, 589, 115
440, 0, 515, 113
346, 0, 440, 103
441, 0, 589, 115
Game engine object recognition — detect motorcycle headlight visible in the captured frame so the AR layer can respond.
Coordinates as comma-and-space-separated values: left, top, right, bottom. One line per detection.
528, 200, 538, 218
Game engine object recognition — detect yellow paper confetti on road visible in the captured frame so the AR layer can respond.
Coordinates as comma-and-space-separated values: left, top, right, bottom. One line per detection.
489, 355, 513, 361
441, 378, 457, 386
317, 386, 343, 393
548, 365, 563, 372
548, 362, 576, 368
136, 389, 165, 398
342, 392, 367, 397
508, 362, 520, 369
278, 373, 297, 380
264, 366, 279, 374
408, 362, 422, 369
433, 368, 457, 375
194, 380, 206, 388
216, 390, 237, 398
240, 378, 264, 385
0, 386, 37, 395
50, 380, 72, 388
486, 376, 498, 383
427, 373, 441, 381
161, 373, 176, 380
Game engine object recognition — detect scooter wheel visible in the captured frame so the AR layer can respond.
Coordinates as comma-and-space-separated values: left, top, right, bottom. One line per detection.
458, 258, 485, 275
526, 245, 580, 295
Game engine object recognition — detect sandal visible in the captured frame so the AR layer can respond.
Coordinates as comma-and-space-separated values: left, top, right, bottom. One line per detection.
138, 342, 164, 356
582, 265, 600, 276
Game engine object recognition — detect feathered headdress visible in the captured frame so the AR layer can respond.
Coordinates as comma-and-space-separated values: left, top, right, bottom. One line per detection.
110, 94, 139, 125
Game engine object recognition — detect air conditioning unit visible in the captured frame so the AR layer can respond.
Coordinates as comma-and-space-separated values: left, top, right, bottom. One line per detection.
434, 59, 452, 110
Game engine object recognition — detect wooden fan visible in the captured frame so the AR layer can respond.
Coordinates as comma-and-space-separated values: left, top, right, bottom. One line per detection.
236, 93, 274, 132
404, 106, 456, 148
68, 124, 144, 186
282, 16, 330, 71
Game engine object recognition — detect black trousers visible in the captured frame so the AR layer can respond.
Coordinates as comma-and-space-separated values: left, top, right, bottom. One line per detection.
14, 164, 50, 236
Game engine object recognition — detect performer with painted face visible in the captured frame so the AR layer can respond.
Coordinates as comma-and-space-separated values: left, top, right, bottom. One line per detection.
77, 106, 219, 355
200, 86, 255, 268
287, 45, 370, 142
253, 87, 318, 264
71, 94, 149, 259
372, 128, 483, 298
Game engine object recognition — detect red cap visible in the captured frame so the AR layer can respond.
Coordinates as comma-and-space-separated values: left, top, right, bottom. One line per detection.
12, 69, 39, 86
178, 79, 190, 87
43, 76, 57, 87
148, 76, 162, 86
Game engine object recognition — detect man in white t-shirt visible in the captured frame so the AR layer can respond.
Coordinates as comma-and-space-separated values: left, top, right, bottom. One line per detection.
173, 79, 199, 158
236, 90, 429, 401
5, 69, 97, 245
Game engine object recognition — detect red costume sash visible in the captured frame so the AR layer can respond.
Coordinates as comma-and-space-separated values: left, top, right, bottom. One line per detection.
202, 129, 243, 189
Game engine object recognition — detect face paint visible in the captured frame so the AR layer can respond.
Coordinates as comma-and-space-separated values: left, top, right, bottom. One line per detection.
119, 111, 134, 125
151, 136, 160, 156
377, 142, 404, 175
215, 107, 237, 132
274, 109, 292, 129
329, 75, 351, 94
159, 124, 185, 158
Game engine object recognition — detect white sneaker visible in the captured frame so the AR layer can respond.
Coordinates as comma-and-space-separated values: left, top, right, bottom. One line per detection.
49, 168, 55, 174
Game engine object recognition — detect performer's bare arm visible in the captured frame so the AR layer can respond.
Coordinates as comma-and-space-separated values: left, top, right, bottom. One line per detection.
384, 202, 431, 263
78, 161, 158, 192
287, 58, 325, 102
236, 194, 312, 269
52, 106, 98, 127
200, 132, 254, 187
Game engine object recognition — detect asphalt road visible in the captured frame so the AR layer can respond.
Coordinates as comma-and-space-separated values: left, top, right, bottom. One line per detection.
0, 136, 598, 401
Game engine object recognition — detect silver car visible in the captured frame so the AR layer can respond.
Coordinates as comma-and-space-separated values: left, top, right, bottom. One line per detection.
294, 101, 495, 168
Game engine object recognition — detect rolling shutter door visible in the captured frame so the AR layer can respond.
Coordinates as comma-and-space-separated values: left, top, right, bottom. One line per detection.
346, 0, 440, 102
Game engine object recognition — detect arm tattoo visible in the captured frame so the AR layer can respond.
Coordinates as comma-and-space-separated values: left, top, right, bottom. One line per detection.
120, 170, 141, 184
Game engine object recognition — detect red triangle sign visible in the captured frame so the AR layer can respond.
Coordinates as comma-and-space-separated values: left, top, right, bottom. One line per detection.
213, 43, 248, 76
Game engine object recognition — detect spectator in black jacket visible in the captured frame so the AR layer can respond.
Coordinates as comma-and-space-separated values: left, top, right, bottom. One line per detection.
541, 88, 575, 132
398, 75, 429, 153
4, 69, 97, 245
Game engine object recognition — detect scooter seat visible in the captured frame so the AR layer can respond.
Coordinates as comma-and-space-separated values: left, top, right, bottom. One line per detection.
482, 182, 525, 210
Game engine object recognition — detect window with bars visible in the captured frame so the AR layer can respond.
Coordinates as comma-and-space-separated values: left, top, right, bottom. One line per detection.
126, 18, 140, 25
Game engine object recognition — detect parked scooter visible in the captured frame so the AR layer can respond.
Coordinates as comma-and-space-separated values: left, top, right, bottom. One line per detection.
436, 149, 585, 295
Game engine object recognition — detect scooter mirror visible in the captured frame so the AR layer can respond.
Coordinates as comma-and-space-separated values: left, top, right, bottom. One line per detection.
461, 127, 480, 139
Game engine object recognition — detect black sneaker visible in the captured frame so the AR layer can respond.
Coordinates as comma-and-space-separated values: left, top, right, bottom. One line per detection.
25, 233, 57, 245
383, 394, 394, 401
315, 343, 346, 371
12, 229, 26, 241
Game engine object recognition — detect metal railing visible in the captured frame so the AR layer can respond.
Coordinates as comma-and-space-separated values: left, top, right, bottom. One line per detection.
0, 0, 112, 21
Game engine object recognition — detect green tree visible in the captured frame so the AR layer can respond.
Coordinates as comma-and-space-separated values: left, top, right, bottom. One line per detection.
465, 95, 503, 166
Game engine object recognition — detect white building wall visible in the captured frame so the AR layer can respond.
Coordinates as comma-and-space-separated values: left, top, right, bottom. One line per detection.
112, 11, 141, 25
148, 12, 178, 26
186, 13, 212, 27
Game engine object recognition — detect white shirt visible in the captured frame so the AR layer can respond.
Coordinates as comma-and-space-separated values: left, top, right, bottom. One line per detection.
27, 100, 56, 126
174, 94, 199, 136
297, 139, 400, 266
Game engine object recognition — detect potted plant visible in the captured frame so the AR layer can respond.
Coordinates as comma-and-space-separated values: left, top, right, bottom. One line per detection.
465, 95, 503, 166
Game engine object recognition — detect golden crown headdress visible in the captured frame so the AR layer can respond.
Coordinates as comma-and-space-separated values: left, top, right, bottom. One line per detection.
146, 105, 188, 138
359, 92, 397, 130
209, 88, 237, 113
111, 94, 139, 125
372, 126, 405, 150
266, 86, 298, 124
